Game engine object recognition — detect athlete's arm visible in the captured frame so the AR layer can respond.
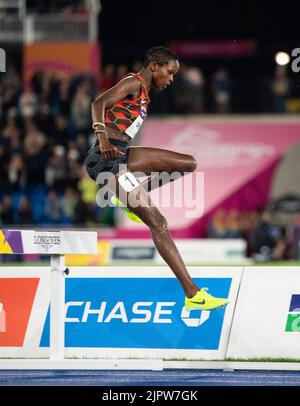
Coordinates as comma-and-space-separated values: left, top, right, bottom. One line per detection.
92, 76, 140, 119
91, 77, 140, 159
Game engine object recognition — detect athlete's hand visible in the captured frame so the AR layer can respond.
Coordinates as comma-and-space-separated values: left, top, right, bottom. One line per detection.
100, 141, 125, 160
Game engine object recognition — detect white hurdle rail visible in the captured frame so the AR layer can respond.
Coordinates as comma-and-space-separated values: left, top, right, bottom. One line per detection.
0, 229, 97, 360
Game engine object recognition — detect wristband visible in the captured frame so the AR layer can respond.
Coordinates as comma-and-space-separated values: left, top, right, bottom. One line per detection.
92, 122, 106, 129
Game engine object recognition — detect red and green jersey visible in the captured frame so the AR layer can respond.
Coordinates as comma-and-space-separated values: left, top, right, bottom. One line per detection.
105, 73, 151, 139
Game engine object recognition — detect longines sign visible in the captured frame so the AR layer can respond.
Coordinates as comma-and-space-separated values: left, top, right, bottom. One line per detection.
33, 234, 61, 252
0, 229, 97, 254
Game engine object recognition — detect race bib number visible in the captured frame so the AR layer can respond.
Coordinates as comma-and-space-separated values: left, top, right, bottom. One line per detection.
125, 115, 144, 139
118, 172, 140, 192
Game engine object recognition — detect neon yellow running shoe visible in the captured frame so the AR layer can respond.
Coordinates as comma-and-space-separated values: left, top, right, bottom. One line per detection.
111, 196, 143, 223
185, 288, 229, 311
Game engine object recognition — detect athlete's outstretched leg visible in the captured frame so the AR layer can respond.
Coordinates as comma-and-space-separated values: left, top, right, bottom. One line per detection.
106, 169, 198, 298
126, 147, 198, 296
107, 148, 230, 309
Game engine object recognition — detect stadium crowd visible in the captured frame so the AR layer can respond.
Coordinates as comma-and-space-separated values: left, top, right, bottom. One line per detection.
0, 62, 234, 229
0, 68, 116, 227
208, 208, 294, 261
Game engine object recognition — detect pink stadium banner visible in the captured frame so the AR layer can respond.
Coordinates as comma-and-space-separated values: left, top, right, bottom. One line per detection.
114, 118, 300, 238
171, 40, 256, 58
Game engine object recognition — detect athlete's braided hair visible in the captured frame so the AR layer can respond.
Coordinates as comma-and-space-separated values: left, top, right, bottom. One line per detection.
143, 46, 178, 67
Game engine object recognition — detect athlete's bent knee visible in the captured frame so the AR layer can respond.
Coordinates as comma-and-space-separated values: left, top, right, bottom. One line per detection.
188, 155, 197, 172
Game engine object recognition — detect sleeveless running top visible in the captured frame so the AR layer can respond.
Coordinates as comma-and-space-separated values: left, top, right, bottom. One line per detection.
104, 73, 151, 139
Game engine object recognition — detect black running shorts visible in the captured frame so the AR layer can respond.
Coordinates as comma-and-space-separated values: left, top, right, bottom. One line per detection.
84, 139, 129, 181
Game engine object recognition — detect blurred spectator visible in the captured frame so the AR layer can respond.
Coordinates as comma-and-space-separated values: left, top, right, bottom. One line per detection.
38, 71, 53, 105
45, 145, 68, 193
23, 122, 46, 152
212, 67, 231, 113
208, 209, 228, 238
77, 166, 98, 205
54, 77, 71, 117
36, 101, 55, 136
61, 187, 78, 222
7, 154, 27, 193
19, 87, 38, 118
0, 195, 14, 225
291, 217, 300, 260
182, 65, 205, 113
18, 196, 33, 224
44, 190, 63, 224
251, 210, 288, 261
172, 62, 205, 114
271, 65, 290, 113
0, 142, 9, 188
1, 69, 21, 94
75, 132, 89, 160
100, 64, 115, 92
225, 209, 242, 238
23, 124, 48, 186
1, 87, 19, 116
239, 210, 260, 256
51, 114, 69, 147
66, 148, 82, 189
73, 190, 96, 225
70, 83, 92, 133
1, 109, 22, 153
172, 62, 189, 113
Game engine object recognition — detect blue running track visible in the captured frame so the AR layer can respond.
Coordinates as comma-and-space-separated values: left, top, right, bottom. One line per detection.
0, 369, 300, 386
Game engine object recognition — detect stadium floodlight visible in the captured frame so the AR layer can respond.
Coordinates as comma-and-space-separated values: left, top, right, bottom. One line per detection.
275, 51, 290, 66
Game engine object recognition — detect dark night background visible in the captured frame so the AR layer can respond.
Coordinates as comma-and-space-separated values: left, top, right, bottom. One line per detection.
2, 0, 300, 114
99, 0, 300, 113
100, 0, 299, 58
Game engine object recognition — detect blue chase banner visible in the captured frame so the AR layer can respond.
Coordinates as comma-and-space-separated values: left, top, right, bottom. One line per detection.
40, 277, 231, 350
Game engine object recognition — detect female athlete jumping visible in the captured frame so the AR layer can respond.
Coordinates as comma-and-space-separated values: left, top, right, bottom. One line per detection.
85, 46, 229, 310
